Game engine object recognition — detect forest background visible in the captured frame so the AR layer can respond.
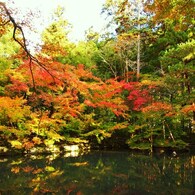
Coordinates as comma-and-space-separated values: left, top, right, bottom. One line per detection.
0, 0, 194, 153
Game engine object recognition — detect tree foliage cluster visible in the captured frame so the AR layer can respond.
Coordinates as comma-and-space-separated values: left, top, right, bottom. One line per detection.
0, 0, 194, 152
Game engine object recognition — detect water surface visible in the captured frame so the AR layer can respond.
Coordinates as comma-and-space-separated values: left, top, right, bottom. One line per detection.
0, 150, 194, 194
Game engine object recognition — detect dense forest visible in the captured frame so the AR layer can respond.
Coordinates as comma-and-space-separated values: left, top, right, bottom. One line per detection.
0, 0, 194, 154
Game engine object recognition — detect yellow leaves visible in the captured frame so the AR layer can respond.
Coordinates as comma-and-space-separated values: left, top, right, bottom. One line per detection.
183, 52, 195, 62
0, 125, 7, 131
45, 166, 55, 172
9, 140, 22, 149
0, 96, 25, 107
64, 137, 88, 144
48, 170, 64, 178
11, 160, 23, 165
32, 177, 41, 183
0, 96, 31, 124
46, 131, 64, 142
71, 162, 88, 167
32, 136, 42, 145
141, 79, 163, 87
44, 139, 55, 147
0, 146, 8, 153
10, 137, 42, 150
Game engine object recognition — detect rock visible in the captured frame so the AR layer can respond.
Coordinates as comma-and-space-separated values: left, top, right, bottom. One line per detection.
63, 145, 79, 151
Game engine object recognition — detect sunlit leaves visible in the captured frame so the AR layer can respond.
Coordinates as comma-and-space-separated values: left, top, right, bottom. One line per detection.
0, 28, 20, 58
9, 140, 23, 149
0, 96, 30, 126
70, 41, 99, 68
145, 0, 195, 31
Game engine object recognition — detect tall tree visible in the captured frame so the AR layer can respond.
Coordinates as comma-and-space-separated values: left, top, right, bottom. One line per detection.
41, 6, 73, 60
102, 0, 148, 79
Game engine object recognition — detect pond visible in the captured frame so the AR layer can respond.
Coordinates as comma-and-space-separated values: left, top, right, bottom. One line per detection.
0, 150, 194, 194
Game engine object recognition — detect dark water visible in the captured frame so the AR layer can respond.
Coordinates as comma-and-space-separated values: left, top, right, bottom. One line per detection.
0, 150, 194, 195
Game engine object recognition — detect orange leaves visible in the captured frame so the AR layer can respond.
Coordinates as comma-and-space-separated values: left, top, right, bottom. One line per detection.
20, 59, 64, 91
181, 104, 195, 115
23, 140, 34, 150
142, 102, 172, 114
142, 101, 194, 119
83, 78, 129, 117
84, 100, 97, 108
54, 89, 82, 117
74, 64, 99, 81
23, 166, 34, 173
11, 166, 41, 174
11, 167, 20, 173
22, 137, 42, 150
0, 96, 25, 108
111, 122, 129, 131
0, 96, 30, 124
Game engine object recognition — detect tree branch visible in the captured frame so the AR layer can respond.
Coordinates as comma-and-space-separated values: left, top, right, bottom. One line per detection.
0, 2, 58, 91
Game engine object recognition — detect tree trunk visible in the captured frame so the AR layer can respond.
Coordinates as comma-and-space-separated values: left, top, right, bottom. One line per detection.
137, 0, 141, 80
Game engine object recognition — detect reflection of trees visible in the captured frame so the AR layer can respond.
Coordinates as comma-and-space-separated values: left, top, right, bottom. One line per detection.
126, 154, 195, 194
0, 152, 194, 194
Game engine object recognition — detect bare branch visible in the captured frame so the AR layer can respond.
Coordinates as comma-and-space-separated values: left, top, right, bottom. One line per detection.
0, 2, 59, 91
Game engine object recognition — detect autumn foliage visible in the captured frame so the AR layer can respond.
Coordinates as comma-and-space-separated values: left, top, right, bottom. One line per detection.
0, 0, 194, 152
1, 55, 135, 148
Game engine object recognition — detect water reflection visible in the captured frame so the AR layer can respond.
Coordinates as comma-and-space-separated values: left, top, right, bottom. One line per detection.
0, 151, 194, 194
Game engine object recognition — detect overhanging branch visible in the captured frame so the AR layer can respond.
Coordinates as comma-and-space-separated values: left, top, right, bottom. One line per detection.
0, 2, 58, 91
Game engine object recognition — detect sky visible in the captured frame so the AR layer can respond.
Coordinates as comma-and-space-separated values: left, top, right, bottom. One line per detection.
3, 0, 107, 42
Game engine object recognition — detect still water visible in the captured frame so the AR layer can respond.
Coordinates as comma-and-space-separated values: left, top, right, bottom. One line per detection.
0, 150, 194, 195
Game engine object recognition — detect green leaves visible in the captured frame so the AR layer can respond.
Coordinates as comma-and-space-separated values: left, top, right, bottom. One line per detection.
161, 40, 195, 69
